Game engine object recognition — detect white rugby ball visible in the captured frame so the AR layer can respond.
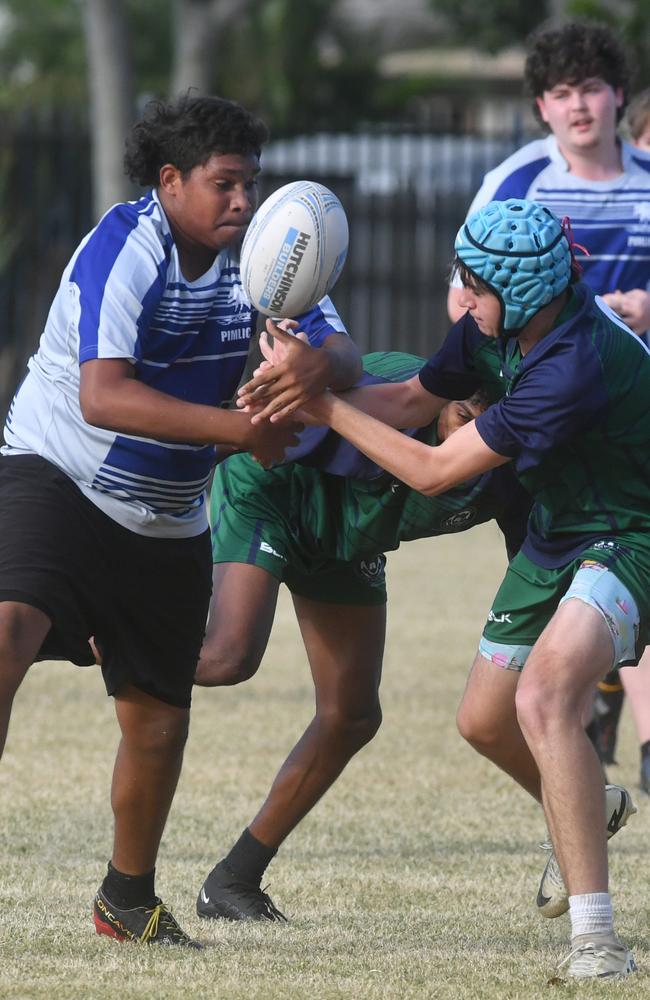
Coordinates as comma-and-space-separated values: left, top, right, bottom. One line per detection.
240, 180, 349, 318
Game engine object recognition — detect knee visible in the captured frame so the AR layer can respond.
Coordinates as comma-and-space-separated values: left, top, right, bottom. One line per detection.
515, 682, 557, 743
129, 709, 189, 758
319, 701, 382, 752
457, 701, 502, 757
194, 645, 260, 687
0, 608, 45, 695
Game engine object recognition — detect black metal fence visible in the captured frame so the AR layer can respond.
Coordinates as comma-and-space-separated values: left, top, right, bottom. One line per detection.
0, 117, 531, 417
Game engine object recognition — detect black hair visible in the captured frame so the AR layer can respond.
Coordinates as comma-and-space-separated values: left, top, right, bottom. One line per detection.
124, 95, 269, 187
453, 257, 492, 297
468, 386, 490, 411
524, 21, 631, 125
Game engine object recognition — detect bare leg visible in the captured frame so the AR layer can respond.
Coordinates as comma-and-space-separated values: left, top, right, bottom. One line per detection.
249, 597, 385, 848
515, 600, 612, 896
196, 594, 385, 920
457, 651, 542, 802
111, 684, 189, 874
0, 602, 52, 757
195, 563, 280, 686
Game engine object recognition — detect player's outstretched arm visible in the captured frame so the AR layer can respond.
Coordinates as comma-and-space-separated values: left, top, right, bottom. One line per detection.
241, 321, 440, 428
306, 391, 509, 495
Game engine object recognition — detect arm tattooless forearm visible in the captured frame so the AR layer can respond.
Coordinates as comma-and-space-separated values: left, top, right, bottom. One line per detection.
309, 392, 509, 495
80, 358, 263, 449
334, 376, 447, 430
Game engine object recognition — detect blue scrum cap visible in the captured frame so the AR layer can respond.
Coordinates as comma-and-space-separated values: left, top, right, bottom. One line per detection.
455, 198, 572, 332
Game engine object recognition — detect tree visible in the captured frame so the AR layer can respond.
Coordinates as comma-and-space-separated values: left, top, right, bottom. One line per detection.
428, 0, 550, 53
82, 0, 135, 215
170, 0, 260, 96
566, 0, 650, 89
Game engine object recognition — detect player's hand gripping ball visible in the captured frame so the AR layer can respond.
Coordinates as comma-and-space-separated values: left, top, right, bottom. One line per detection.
240, 180, 349, 318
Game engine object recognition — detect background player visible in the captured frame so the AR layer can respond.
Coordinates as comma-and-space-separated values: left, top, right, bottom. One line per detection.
447, 20, 650, 339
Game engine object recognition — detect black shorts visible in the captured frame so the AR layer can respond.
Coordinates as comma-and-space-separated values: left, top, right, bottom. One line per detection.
0, 454, 212, 708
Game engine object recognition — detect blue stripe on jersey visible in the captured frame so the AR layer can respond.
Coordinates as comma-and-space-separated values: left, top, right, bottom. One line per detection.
493, 157, 551, 200
536, 186, 650, 198
293, 296, 345, 345
72, 197, 158, 360
135, 351, 249, 406
93, 436, 215, 516
632, 155, 650, 175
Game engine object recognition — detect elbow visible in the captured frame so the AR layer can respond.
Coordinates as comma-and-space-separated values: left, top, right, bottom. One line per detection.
79, 385, 117, 430
323, 335, 363, 390
79, 387, 103, 427
417, 478, 448, 498
411, 466, 457, 497
329, 353, 363, 390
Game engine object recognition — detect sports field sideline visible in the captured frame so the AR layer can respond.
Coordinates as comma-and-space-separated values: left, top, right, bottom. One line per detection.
0, 523, 646, 999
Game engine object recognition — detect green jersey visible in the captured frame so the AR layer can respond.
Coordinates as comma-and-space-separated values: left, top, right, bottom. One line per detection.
420, 284, 650, 571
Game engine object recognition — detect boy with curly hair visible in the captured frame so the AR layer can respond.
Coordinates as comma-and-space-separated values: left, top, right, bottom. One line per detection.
0, 95, 359, 947
448, 20, 650, 339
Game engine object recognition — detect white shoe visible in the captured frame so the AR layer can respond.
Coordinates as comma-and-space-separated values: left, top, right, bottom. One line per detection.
536, 784, 637, 918
558, 933, 637, 979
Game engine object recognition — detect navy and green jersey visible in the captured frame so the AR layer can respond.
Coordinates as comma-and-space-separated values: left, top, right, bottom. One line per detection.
419, 283, 650, 567
210, 351, 531, 574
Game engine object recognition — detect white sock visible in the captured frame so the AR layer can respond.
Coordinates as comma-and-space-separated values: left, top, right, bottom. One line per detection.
569, 892, 614, 938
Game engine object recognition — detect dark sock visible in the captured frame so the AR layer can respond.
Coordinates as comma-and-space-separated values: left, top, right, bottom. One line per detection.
221, 828, 277, 885
102, 861, 157, 909
641, 740, 650, 759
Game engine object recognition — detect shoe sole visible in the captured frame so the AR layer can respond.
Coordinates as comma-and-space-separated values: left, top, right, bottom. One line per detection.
94, 912, 128, 942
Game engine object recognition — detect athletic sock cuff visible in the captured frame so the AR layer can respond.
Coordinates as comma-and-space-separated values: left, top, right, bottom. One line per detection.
223, 828, 277, 885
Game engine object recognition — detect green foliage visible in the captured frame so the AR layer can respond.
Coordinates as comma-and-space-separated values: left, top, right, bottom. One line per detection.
567, 0, 650, 89
0, 0, 172, 108
0, 0, 384, 129
429, 0, 549, 53
213, 0, 385, 134
0, 0, 87, 104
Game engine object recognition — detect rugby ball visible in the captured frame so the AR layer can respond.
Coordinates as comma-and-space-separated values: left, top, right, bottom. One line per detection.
240, 180, 349, 318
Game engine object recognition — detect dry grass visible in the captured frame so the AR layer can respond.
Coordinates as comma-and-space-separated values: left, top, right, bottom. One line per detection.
1, 523, 648, 998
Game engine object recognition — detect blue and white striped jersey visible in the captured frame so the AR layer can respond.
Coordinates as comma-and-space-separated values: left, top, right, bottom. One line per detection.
464, 135, 650, 306
3, 190, 345, 538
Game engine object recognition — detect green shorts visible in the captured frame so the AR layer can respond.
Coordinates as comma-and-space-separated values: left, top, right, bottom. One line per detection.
480, 540, 650, 671
210, 454, 387, 606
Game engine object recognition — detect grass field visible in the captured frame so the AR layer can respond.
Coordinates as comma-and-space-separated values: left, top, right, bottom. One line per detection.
0, 522, 647, 998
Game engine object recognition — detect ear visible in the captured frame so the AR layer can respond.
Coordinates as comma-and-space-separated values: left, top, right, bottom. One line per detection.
158, 163, 182, 196
535, 95, 550, 125
614, 86, 624, 111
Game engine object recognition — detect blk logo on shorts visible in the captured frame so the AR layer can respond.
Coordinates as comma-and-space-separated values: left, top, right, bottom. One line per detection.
488, 609, 512, 624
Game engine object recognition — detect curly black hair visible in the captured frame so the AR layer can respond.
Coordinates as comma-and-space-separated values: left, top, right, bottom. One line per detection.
124, 95, 269, 187
524, 21, 632, 125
